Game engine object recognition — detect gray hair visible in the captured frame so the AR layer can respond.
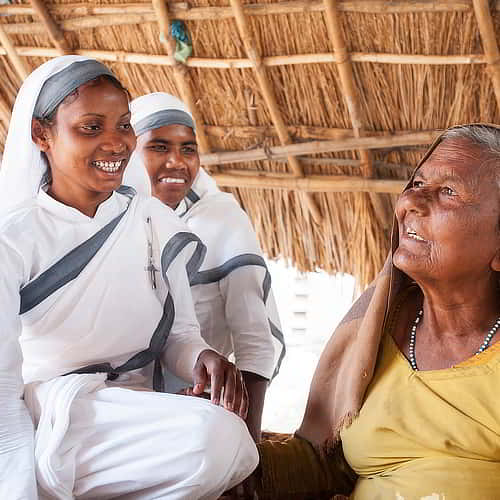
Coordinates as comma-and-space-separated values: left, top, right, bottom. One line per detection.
439, 124, 500, 163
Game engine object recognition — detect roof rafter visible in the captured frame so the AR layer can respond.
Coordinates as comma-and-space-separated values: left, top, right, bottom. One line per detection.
229, 0, 323, 224
0, 45, 488, 67
151, 0, 211, 155
212, 173, 406, 194
323, 0, 391, 228
472, 0, 500, 112
199, 131, 439, 166
0, 24, 29, 81
30, 0, 71, 54
0, 1, 494, 22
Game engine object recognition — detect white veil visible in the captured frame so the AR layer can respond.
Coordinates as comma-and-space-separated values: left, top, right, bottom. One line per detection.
0, 55, 108, 217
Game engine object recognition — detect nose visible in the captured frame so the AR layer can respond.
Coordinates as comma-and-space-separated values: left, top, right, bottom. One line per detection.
100, 132, 127, 155
164, 148, 186, 169
395, 186, 429, 222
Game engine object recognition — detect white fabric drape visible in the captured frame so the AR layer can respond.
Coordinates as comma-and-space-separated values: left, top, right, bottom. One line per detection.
0, 55, 94, 217
0, 58, 258, 499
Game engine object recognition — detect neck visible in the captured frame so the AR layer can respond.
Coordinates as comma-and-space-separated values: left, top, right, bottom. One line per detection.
47, 184, 112, 217
417, 275, 500, 339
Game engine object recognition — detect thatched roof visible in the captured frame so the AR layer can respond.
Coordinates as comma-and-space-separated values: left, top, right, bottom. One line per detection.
1, 0, 499, 286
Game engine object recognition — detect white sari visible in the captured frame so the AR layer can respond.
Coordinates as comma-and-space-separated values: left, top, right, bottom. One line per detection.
0, 56, 257, 500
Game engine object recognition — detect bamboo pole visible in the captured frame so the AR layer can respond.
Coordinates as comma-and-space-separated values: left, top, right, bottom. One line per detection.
212, 172, 406, 194
0, 43, 485, 68
0, 1, 487, 19
199, 130, 439, 166
323, 0, 391, 227
30, 0, 71, 55
151, 0, 211, 155
0, 44, 463, 68
230, 0, 323, 224
0, 25, 29, 81
472, 0, 500, 112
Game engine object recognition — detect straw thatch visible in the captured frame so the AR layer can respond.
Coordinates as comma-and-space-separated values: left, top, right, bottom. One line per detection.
1, 0, 500, 287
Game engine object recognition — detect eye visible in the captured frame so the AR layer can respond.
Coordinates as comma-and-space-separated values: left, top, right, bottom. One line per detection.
412, 179, 424, 188
182, 146, 197, 154
441, 186, 456, 196
120, 122, 132, 131
81, 123, 101, 132
148, 145, 168, 152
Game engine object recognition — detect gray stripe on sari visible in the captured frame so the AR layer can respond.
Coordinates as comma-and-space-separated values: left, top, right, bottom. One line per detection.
19, 208, 128, 315
190, 253, 286, 378
67, 232, 206, 391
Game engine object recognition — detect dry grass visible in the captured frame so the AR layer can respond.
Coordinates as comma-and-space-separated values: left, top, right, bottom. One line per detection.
1, 1, 499, 286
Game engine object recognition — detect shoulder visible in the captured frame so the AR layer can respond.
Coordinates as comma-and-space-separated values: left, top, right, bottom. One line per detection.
189, 193, 257, 238
0, 199, 39, 240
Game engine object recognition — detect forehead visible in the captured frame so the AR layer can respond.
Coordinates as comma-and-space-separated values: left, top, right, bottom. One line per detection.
141, 124, 196, 143
418, 138, 496, 185
56, 79, 129, 117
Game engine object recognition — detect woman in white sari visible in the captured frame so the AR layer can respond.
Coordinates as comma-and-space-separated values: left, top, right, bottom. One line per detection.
0, 55, 257, 500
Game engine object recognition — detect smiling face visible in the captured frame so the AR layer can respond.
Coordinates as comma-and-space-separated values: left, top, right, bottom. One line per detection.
137, 124, 200, 209
393, 138, 500, 285
32, 77, 136, 211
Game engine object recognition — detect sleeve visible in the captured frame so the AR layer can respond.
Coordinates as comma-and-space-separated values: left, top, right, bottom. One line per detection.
219, 265, 276, 379
160, 237, 212, 383
0, 241, 38, 499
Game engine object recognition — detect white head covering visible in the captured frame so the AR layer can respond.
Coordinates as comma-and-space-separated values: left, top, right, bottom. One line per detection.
0, 55, 119, 216
124, 92, 199, 197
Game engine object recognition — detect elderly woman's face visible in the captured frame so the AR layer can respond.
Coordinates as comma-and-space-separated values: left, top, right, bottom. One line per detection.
33, 78, 136, 199
394, 138, 500, 283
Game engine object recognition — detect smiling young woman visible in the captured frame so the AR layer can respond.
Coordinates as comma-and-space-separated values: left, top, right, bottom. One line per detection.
0, 56, 257, 499
31, 76, 136, 217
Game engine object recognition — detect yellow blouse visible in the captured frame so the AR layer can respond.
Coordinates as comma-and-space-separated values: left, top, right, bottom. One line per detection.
341, 296, 500, 500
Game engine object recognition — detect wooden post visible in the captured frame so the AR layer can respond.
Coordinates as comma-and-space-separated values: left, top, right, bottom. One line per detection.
30, 0, 71, 54
229, 0, 323, 224
0, 24, 29, 80
151, 0, 212, 155
472, 0, 500, 112
323, 0, 391, 227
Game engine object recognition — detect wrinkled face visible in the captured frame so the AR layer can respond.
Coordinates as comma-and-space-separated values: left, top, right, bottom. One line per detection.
33, 78, 136, 200
137, 124, 200, 209
394, 138, 500, 284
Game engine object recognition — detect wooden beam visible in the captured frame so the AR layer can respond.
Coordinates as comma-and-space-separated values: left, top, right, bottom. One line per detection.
212, 172, 406, 194
0, 1, 488, 20
230, 0, 323, 224
472, 0, 500, 112
151, 0, 211, 155
323, 0, 391, 227
0, 45, 487, 67
0, 25, 29, 81
200, 131, 439, 166
30, 0, 71, 54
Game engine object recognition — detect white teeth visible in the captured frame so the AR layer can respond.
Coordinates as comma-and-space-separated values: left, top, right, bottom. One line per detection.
160, 178, 186, 184
93, 160, 123, 172
407, 227, 424, 241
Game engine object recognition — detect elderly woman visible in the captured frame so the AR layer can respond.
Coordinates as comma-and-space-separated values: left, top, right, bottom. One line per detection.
0, 55, 257, 499
245, 124, 500, 500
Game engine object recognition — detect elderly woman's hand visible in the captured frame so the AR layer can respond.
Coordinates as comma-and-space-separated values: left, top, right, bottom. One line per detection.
193, 349, 249, 418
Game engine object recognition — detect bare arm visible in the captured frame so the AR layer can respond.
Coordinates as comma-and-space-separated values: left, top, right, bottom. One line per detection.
242, 371, 268, 442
